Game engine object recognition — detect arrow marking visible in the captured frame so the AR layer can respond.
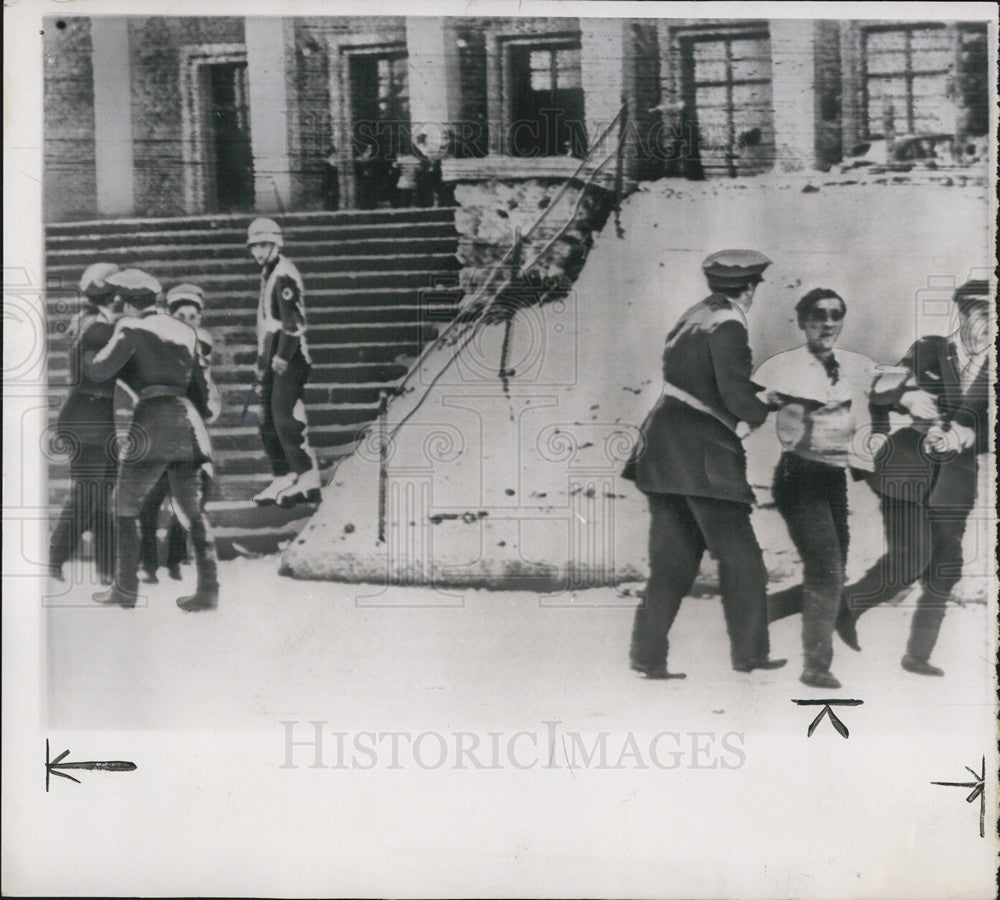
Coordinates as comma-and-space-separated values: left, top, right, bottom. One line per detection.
931, 756, 986, 838
46, 739, 137, 792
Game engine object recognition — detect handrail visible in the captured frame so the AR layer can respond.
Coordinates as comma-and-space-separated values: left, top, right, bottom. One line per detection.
390, 102, 629, 404
376, 106, 631, 459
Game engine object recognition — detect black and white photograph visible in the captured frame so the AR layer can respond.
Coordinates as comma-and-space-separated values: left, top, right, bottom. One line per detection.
3, 1, 997, 896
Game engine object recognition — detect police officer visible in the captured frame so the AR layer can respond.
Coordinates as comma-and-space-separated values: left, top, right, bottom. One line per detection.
49, 262, 122, 583
838, 279, 992, 675
246, 218, 321, 507
622, 250, 786, 678
138, 283, 219, 582
86, 269, 220, 612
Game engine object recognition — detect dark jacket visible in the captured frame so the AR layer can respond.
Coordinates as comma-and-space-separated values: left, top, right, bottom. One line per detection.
85, 309, 215, 464
56, 307, 117, 447
623, 294, 770, 504
868, 335, 990, 511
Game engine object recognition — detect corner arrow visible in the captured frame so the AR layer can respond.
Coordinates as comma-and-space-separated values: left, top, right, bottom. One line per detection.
46, 739, 137, 792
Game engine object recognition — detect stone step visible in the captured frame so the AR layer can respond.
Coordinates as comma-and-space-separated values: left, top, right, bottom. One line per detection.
46, 221, 459, 249
47, 207, 457, 237
46, 290, 464, 321
46, 236, 458, 265
45, 252, 460, 280
226, 341, 424, 367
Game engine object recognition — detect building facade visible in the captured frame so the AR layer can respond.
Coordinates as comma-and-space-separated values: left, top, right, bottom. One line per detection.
44, 15, 990, 222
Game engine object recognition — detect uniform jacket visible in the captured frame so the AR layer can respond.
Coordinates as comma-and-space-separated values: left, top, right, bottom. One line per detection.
868, 334, 990, 511
57, 305, 118, 447
623, 293, 770, 503
85, 308, 216, 464
257, 254, 310, 368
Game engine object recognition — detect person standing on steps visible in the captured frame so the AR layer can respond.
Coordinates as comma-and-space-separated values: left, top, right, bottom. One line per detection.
138, 283, 219, 583
246, 218, 321, 508
48, 262, 122, 585
622, 250, 787, 679
836, 279, 992, 677
85, 269, 220, 612
755, 289, 881, 690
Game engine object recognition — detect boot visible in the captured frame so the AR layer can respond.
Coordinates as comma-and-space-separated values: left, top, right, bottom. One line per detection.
834, 601, 860, 652
93, 516, 139, 608
252, 473, 296, 506
901, 655, 944, 677
800, 668, 842, 689
177, 515, 218, 612
276, 467, 321, 507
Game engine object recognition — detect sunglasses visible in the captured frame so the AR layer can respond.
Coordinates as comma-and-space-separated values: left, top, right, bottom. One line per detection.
807, 308, 845, 323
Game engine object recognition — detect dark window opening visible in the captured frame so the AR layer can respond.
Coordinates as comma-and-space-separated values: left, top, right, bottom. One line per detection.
507, 42, 587, 159
208, 62, 253, 212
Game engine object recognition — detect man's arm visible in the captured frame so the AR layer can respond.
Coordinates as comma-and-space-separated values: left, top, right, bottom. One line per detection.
273, 275, 304, 362
707, 319, 770, 426
83, 322, 135, 382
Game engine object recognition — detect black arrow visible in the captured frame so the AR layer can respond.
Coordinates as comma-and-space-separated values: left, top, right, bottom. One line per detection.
46, 739, 137, 792
931, 756, 986, 837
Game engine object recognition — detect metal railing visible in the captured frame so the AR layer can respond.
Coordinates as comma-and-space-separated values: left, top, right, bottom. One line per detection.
363, 101, 631, 542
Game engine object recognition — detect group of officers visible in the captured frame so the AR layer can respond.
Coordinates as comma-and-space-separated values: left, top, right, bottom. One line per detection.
624, 250, 991, 688
48, 218, 321, 612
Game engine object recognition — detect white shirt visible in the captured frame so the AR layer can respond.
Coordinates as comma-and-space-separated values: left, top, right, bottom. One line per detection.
754, 345, 880, 470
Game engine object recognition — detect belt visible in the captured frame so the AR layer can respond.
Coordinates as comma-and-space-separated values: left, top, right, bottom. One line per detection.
661, 381, 738, 434
139, 385, 187, 400
75, 385, 115, 399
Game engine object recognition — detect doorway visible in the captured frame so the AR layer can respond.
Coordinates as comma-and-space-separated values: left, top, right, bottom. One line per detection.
204, 61, 254, 212
349, 51, 410, 209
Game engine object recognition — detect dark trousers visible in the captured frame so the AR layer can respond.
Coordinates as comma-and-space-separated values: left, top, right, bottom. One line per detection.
50, 442, 117, 578
844, 492, 970, 662
113, 460, 217, 599
770, 454, 849, 672
260, 352, 316, 477
630, 492, 770, 670
138, 471, 192, 575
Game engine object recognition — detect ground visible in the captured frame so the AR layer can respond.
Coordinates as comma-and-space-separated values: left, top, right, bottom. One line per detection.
41, 555, 995, 897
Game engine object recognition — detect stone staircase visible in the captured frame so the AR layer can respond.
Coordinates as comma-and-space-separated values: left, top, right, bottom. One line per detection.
45, 208, 462, 556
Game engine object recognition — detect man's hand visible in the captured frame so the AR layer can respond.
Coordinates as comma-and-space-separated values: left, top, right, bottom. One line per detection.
271, 355, 289, 375
923, 426, 960, 458
759, 388, 788, 410
899, 389, 940, 421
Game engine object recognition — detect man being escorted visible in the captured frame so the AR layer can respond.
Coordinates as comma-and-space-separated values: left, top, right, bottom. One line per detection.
86, 269, 220, 612
837, 279, 992, 676
246, 218, 321, 507
49, 262, 121, 584
623, 251, 786, 678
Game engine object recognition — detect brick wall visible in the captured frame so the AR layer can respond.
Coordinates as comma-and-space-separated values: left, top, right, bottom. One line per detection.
44, 17, 97, 222
813, 20, 843, 167
128, 17, 246, 217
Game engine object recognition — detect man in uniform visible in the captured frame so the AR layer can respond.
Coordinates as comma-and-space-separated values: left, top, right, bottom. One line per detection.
245, 218, 321, 507
622, 250, 786, 678
85, 269, 220, 612
49, 262, 121, 583
138, 283, 219, 582
837, 279, 992, 675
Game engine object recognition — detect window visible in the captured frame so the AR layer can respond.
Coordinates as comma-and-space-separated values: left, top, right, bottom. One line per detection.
679, 30, 775, 177
863, 24, 953, 137
507, 41, 587, 158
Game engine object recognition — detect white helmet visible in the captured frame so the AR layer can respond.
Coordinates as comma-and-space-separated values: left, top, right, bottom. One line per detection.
246, 217, 283, 248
